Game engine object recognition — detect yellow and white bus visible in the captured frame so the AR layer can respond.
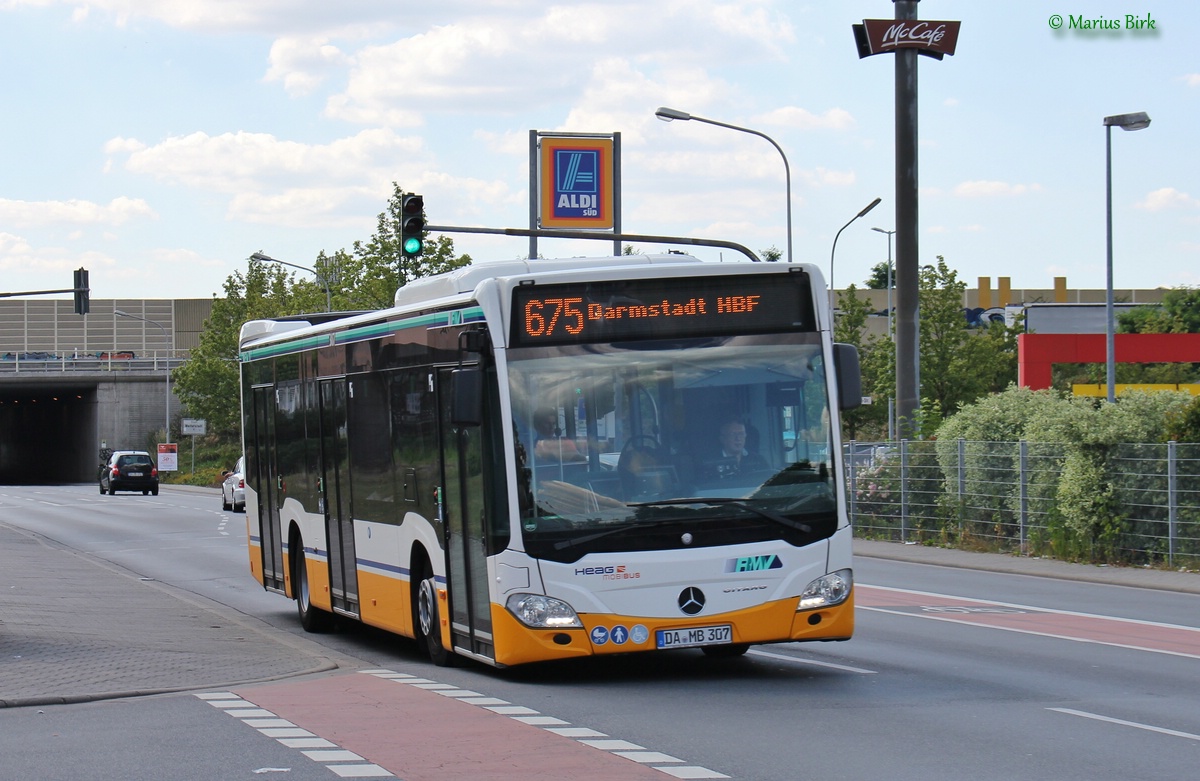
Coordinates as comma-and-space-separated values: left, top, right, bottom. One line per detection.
239, 254, 861, 667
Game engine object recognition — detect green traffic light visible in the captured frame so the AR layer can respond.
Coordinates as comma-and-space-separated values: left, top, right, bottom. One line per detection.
403, 236, 423, 255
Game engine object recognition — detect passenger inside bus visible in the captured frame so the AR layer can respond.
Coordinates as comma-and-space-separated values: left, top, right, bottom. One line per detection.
532, 407, 585, 463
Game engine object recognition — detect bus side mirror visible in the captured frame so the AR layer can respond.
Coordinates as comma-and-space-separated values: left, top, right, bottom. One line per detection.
451, 367, 483, 427
833, 343, 863, 411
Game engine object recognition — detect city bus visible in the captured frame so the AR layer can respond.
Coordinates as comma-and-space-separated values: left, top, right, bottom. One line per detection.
238, 253, 861, 667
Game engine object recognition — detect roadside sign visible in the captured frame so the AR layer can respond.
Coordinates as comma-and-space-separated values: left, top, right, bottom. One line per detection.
181, 418, 207, 436
538, 134, 615, 229
158, 443, 178, 472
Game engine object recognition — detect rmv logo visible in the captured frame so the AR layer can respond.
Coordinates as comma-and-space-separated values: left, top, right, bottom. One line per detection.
725, 554, 782, 573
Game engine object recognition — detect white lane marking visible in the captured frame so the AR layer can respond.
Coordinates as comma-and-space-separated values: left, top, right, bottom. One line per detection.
858, 583, 1200, 661
366, 669, 731, 778
860, 583, 1200, 633
196, 693, 395, 778
1048, 708, 1200, 742
748, 648, 877, 674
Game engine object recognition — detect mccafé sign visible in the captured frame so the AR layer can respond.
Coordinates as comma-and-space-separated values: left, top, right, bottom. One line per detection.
853, 19, 961, 59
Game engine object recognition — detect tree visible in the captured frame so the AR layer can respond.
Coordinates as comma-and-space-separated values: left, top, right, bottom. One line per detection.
834, 283, 891, 440
833, 256, 1022, 440
760, 245, 783, 262
333, 183, 472, 311
173, 184, 471, 442
172, 262, 300, 438
864, 261, 892, 290
917, 257, 1021, 422
1119, 286, 1200, 334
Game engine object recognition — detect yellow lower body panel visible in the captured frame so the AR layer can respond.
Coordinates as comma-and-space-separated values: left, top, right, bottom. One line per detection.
491, 589, 855, 667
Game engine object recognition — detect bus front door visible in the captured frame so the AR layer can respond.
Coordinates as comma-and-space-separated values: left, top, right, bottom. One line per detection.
437, 367, 494, 661
251, 386, 285, 592
318, 378, 360, 618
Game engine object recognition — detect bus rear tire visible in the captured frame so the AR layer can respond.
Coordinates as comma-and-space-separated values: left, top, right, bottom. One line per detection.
415, 569, 453, 666
295, 544, 334, 633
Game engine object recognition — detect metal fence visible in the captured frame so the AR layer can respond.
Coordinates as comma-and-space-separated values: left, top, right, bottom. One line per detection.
0, 351, 187, 374
845, 439, 1200, 569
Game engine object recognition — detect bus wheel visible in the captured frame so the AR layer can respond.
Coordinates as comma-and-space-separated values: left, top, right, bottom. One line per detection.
702, 644, 750, 658
416, 571, 453, 666
295, 544, 334, 633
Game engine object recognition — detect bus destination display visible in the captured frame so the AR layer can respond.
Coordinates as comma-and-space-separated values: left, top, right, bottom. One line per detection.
511, 273, 814, 347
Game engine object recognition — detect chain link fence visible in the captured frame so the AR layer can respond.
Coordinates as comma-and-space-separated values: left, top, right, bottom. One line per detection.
845, 439, 1200, 569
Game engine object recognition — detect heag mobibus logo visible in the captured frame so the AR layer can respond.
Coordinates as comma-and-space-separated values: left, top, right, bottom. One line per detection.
574, 565, 642, 581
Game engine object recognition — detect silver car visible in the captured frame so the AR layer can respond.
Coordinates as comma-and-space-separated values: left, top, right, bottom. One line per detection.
221, 455, 245, 512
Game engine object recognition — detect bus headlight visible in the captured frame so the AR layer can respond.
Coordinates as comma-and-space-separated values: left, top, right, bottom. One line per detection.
798, 569, 853, 610
506, 594, 583, 629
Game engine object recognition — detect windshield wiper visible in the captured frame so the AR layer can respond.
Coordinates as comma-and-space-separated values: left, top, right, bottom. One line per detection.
627, 497, 812, 533
552, 522, 638, 551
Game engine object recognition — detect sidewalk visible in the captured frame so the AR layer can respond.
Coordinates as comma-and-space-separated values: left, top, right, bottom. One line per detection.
0, 520, 341, 708
855, 538, 1200, 594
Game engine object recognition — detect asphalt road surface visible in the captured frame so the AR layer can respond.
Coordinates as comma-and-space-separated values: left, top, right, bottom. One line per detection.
1, 483, 1197, 780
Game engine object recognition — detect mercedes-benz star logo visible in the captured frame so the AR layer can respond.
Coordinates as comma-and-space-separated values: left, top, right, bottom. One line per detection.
678, 587, 705, 615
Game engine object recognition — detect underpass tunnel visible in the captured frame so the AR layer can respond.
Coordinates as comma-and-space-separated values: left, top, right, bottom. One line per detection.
0, 382, 98, 484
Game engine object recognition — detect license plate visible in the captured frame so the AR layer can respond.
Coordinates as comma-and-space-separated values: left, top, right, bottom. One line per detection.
656, 624, 732, 649
127, 472, 143, 477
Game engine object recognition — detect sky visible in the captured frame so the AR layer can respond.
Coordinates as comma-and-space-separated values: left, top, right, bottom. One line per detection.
1, 1, 1197, 303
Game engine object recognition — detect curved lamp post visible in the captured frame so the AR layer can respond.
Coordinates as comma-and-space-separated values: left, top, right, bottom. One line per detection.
250, 251, 332, 312
655, 106, 793, 263
1103, 111, 1150, 403
829, 197, 882, 309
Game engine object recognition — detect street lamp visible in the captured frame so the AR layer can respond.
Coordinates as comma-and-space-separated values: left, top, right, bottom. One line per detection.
655, 106, 794, 263
873, 226, 897, 440
114, 309, 171, 444
1103, 111, 1151, 403
829, 197, 882, 309
250, 251, 332, 312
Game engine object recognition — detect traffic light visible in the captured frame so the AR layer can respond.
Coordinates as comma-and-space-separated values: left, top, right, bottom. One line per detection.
400, 193, 425, 259
73, 268, 90, 315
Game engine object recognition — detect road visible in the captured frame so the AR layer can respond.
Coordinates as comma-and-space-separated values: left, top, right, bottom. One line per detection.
1, 484, 1198, 780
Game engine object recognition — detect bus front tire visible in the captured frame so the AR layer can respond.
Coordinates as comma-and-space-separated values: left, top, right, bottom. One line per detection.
295, 544, 334, 633
416, 572, 453, 666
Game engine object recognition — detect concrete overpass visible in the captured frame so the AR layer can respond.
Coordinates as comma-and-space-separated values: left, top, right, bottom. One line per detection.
0, 298, 212, 483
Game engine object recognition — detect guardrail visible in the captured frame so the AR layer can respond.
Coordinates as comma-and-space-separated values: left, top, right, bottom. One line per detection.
0, 352, 187, 374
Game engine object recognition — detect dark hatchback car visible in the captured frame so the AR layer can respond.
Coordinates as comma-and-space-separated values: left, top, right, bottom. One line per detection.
100, 450, 160, 496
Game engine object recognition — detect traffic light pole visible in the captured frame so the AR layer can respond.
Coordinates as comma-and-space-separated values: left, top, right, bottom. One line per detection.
424, 225, 762, 262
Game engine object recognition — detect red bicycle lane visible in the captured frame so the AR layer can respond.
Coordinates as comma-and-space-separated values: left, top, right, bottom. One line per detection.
856, 584, 1200, 659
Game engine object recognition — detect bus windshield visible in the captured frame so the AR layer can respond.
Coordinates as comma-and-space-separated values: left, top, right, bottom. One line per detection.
508, 333, 836, 562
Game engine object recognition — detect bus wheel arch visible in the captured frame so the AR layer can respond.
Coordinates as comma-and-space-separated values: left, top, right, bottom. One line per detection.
292, 527, 334, 633
411, 547, 453, 666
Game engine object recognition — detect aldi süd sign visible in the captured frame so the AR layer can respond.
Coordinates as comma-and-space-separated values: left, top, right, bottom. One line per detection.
538, 134, 615, 230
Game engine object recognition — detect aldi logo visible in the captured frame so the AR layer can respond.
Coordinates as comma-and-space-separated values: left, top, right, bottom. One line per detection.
538, 134, 615, 229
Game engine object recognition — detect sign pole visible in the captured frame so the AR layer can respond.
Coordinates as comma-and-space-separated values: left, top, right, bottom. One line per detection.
852, 3, 961, 439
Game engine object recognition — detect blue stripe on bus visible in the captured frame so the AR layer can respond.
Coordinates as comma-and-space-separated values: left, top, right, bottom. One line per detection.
239, 306, 486, 361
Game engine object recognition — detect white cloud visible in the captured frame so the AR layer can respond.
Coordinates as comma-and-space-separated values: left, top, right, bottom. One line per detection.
264, 36, 350, 96
0, 197, 156, 227
1184, 74, 1200, 87
0, 231, 117, 273
756, 106, 856, 131
108, 129, 423, 192
953, 180, 1043, 198
1137, 187, 1199, 211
